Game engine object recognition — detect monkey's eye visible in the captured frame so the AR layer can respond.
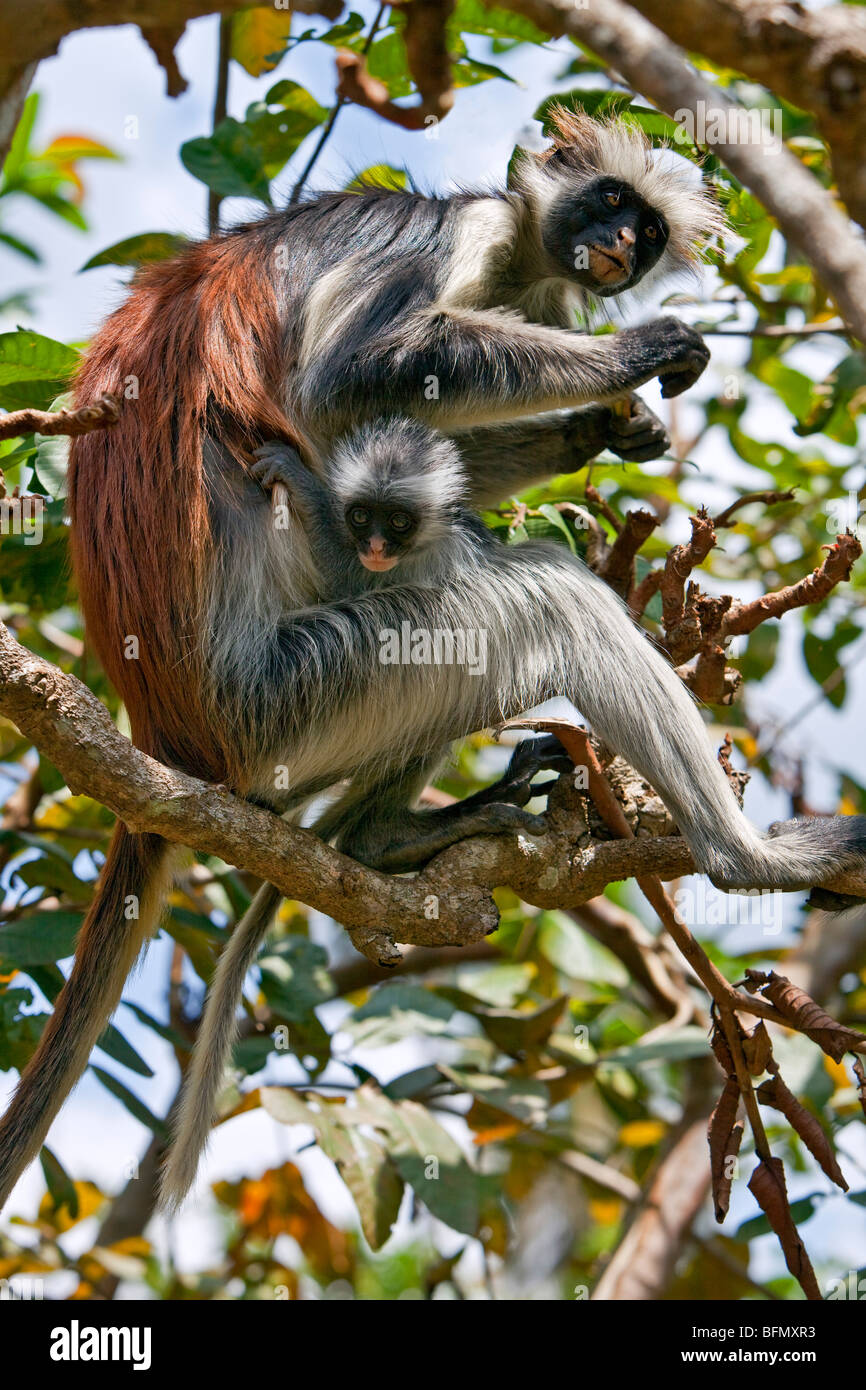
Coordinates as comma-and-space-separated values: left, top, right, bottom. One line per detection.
389, 511, 414, 533
603, 189, 621, 208
644, 223, 660, 242
348, 507, 370, 528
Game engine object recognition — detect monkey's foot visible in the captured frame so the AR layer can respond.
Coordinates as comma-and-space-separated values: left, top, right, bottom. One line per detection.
474, 734, 572, 810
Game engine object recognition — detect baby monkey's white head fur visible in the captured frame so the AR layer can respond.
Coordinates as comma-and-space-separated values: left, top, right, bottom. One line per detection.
327, 418, 470, 577
512, 107, 727, 302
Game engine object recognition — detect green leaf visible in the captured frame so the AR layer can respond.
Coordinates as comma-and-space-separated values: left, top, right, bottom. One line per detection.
0, 910, 82, 968
537, 912, 630, 986
124, 1001, 189, 1051
536, 503, 577, 552
260, 1087, 403, 1249
181, 118, 273, 203
346, 164, 408, 192
438, 1064, 550, 1126
452, 56, 516, 88
345, 982, 455, 1048
1, 92, 39, 187
33, 429, 70, 499
95, 1022, 154, 1078
0, 330, 79, 387
448, 0, 549, 45
91, 1067, 167, 1136
39, 1146, 79, 1218
0, 230, 41, 263
600, 1028, 712, 1068
352, 1087, 482, 1236
81, 232, 188, 271
258, 936, 333, 1022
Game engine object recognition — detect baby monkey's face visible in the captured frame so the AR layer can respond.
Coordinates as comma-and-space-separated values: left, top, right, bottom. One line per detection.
344, 498, 419, 572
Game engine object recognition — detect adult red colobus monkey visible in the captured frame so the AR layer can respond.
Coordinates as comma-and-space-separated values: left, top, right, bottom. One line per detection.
2, 110, 864, 1210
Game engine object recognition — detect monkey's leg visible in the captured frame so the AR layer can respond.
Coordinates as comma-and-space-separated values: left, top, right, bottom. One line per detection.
302, 310, 708, 434
311, 755, 548, 875
450, 401, 671, 506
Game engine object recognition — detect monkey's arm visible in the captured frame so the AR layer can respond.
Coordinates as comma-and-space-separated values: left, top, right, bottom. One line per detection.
252, 443, 347, 597
447, 400, 669, 508
301, 310, 708, 435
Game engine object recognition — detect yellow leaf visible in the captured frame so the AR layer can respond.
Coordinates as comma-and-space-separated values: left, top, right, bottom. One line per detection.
824, 1054, 850, 1089
589, 1196, 623, 1226
619, 1119, 665, 1147
231, 8, 293, 76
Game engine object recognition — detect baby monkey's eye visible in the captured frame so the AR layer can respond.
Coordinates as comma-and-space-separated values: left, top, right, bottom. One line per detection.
603, 189, 621, 208
389, 511, 413, 532
348, 507, 370, 528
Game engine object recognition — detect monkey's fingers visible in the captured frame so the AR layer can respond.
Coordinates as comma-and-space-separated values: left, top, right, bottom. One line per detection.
607, 403, 670, 462
481, 735, 571, 807
658, 347, 711, 398
250, 442, 305, 491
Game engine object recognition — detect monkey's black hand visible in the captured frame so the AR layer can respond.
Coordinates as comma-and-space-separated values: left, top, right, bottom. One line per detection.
251, 441, 307, 493
571, 397, 670, 464
619, 317, 709, 400
652, 318, 710, 398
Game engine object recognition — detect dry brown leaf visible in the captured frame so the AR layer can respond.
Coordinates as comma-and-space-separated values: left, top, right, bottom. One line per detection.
756, 1074, 848, 1192
744, 969, 866, 1062
748, 1157, 821, 1301
708, 1074, 741, 1222
742, 1020, 774, 1076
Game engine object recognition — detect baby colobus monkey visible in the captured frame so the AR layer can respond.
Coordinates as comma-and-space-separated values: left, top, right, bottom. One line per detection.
164, 418, 572, 1209
251, 419, 487, 596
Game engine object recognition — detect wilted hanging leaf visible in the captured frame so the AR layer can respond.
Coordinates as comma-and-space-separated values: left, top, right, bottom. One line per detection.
708, 1074, 741, 1222
710, 1015, 736, 1075
747, 1157, 821, 1301
742, 1020, 774, 1076
260, 1088, 402, 1249
756, 1073, 848, 1191
744, 969, 866, 1062
854, 1057, 866, 1118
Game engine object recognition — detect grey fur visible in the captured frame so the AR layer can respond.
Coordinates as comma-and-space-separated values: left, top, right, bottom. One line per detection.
161, 416, 866, 1211
159, 120, 865, 1209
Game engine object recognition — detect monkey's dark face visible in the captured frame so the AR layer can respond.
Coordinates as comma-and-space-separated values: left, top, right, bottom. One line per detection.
345, 499, 419, 572
543, 176, 669, 296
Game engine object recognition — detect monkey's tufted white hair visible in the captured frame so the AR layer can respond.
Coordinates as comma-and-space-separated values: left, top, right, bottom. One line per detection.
516, 105, 728, 273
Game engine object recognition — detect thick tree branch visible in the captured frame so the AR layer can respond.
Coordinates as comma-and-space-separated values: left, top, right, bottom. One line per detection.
629, 0, 866, 230
4, 620, 866, 977
0, 0, 341, 163
496, 0, 866, 341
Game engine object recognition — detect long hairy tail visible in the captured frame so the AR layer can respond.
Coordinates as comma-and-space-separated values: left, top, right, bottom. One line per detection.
158, 882, 282, 1211
0, 826, 174, 1211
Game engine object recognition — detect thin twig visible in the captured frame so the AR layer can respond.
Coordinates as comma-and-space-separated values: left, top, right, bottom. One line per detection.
289, 2, 388, 205
702, 319, 847, 340
208, 14, 232, 235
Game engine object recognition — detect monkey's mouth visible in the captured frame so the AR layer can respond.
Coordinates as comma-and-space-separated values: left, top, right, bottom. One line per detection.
360, 554, 400, 572
586, 245, 630, 284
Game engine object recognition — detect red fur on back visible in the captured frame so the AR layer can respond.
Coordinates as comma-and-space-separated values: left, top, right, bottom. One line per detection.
69, 226, 296, 780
